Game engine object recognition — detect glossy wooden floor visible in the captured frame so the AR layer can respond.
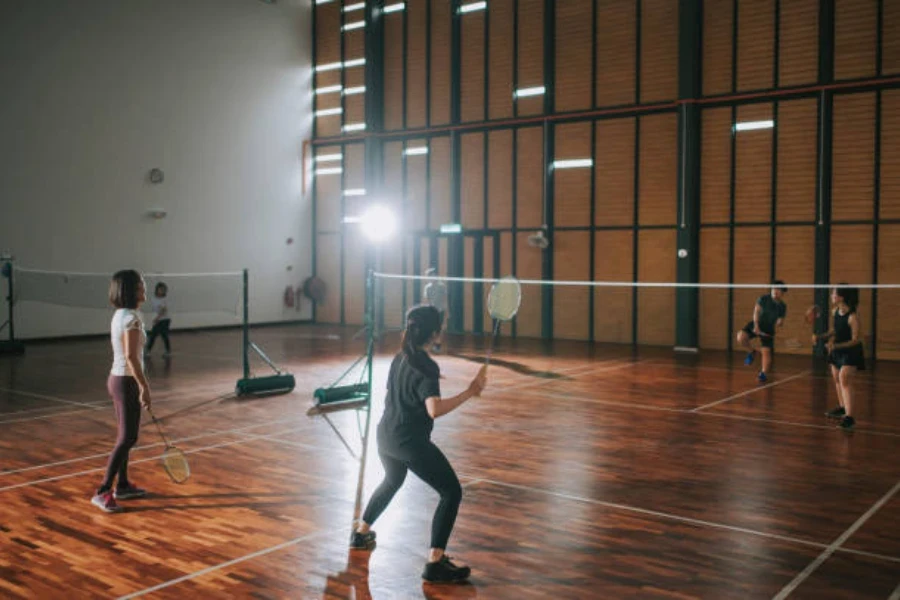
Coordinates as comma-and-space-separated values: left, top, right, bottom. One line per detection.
1, 325, 899, 599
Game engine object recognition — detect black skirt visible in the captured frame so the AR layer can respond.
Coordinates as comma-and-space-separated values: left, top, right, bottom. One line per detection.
827, 345, 866, 370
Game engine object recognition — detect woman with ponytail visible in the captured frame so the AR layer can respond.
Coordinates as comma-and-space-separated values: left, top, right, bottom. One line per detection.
350, 304, 487, 583
814, 284, 865, 430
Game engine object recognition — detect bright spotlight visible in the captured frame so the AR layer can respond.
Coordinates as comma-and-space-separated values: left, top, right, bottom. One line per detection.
359, 204, 397, 243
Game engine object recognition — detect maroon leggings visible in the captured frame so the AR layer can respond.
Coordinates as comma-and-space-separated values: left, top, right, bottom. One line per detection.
97, 375, 142, 494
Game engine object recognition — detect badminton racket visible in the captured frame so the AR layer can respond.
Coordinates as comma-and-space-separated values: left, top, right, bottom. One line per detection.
147, 407, 191, 484
485, 276, 522, 367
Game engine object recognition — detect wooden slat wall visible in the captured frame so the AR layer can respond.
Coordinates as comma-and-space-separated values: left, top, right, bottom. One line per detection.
594, 230, 633, 343
637, 229, 676, 345
699, 228, 730, 350
460, 133, 485, 229
343, 229, 367, 326
407, 139, 428, 231
315, 148, 342, 231
429, 136, 452, 229
464, 237, 475, 332
516, 127, 544, 228
461, 10, 486, 123
430, 0, 451, 125
775, 227, 815, 355
596, 0, 637, 106
554, 123, 592, 227
314, 0, 341, 137
381, 238, 406, 330
344, 29, 366, 129
316, 234, 341, 323
832, 93, 876, 222
384, 15, 405, 130
702, 0, 733, 96
555, 0, 593, 113
516, 0, 544, 116
515, 232, 543, 337
407, 0, 428, 128
638, 113, 678, 225
701, 107, 732, 224
639, 0, 678, 103
778, 0, 819, 87
731, 228, 772, 352
383, 142, 404, 228
877, 226, 900, 359
734, 103, 774, 223
737, 0, 775, 91
344, 143, 367, 220
776, 99, 818, 222
834, 0, 878, 80
553, 232, 591, 340
830, 225, 874, 348
488, 130, 514, 229
883, 91, 900, 219
886, 0, 900, 75
595, 118, 635, 227
488, 0, 514, 119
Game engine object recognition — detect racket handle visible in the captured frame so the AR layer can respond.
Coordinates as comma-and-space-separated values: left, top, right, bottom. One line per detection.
485, 319, 500, 367
148, 408, 171, 448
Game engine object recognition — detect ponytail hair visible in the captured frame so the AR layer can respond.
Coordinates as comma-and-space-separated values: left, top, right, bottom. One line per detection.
401, 305, 444, 374
835, 283, 860, 313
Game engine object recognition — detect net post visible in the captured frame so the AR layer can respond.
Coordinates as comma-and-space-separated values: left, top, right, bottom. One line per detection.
351, 268, 376, 529
0, 260, 24, 355
242, 268, 250, 380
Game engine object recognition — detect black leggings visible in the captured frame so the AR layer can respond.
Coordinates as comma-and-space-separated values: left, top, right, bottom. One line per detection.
97, 375, 142, 493
146, 319, 171, 353
362, 439, 462, 550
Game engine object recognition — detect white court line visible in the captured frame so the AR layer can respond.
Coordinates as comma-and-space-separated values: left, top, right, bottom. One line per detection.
116, 529, 333, 599
888, 582, 900, 600
0, 386, 100, 408
690, 370, 811, 412
772, 480, 900, 600
0, 406, 102, 425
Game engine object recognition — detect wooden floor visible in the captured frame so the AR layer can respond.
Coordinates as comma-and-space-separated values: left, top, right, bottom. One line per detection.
1, 325, 899, 599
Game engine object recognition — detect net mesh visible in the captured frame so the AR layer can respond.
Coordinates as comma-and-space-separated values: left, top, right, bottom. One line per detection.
372, 273, 900, 360
161, 447, 191, 483
11, 267, 243, 315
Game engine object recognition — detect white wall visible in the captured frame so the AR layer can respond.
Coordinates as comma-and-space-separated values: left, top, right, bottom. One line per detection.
0, 0, 314, 339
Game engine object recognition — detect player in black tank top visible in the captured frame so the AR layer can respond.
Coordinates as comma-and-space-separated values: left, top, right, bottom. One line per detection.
736, 280, 788, 383
813, 285, 864, 430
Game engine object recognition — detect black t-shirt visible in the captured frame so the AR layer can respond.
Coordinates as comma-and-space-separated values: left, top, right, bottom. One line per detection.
756, 294, 787, 334
377, 351, 441, 445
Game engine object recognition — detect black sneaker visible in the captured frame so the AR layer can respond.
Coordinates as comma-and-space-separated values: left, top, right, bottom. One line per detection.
349, 530, 376, 550
838, 416, 856, 431
422, 555, 471, 583
825, 406, 846, 419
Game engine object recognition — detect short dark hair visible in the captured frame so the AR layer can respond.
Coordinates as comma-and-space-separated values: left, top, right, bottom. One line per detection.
772, 279, 788, 293
155, 282, 168, 295
834, 283, 859, 312
109, 270, 143, 309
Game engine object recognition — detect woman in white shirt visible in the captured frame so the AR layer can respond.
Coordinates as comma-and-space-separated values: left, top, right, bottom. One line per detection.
91, 270, 152, 513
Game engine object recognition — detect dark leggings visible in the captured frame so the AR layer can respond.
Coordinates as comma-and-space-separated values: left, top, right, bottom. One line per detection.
362, 439, 462, 550
146, 319, 171, 353
97, 375, 142, 494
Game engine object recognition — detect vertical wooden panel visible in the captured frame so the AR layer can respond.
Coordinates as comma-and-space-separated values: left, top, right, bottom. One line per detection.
834, 0, 877, 80
702, 0, 733, 96
699, 228, 730, 350
517, 0, 544, 116
344, 95, 366, 128
481, 235, 495, 334
731, 228, 772, 351
407, 0, 428, 128
516, 127, 544, 228
638, 112, 678, 225
382, 19, 404, 129
344, 27, 365, 59
879, 90, 900, 219
554, 123, 592, 227
344, 232, 367, 325
594, 230, 633, 343
775, 227, 816, 354
315, 234, 342, 323
464, 237, 475, 332
380, 238, 406, 330
778, 0, 819, 87
553, 232, 591, 340
595, 118, 635, 227
701, 107, 732, 224
737, 0, 775, 91
515, 232, 543, 337
315, 162, 342, 231
596, 0, 637, 106
488, 130, 514, 229
637, 229, 676, 345
461, 11, 486, 122
429, 136, 452, 229
315, 3, 341, 65
488, 0, 515, 119
407, 139, 429, 231
383, 142, 404, 231
555, 0, 593, 112
639, 0, 678, 103
461, 133, 485, 229
832, 93, 876, 222
777, 99, 818, 222
430, 0, 452, 125
885, 0, 900, 75
343, 144, 367, 219
830, 225, 874, 349
734, 103, 774, 223
877, 225, 900, 359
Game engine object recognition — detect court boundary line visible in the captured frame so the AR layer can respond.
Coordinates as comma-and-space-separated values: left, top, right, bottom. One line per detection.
690, 371, 811, 412
772, 479, 900, 600
0, 386, 101, 409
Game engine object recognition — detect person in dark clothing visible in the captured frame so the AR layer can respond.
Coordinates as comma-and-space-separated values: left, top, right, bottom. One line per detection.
814, 284, 865, 431
350, 304, 487, 583
737, 280, 788, 383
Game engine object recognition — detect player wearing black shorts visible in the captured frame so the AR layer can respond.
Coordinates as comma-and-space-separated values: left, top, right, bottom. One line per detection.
736, 280, 788, 383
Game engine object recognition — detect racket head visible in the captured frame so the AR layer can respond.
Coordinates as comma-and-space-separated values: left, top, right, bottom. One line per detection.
161, 446, 191, 484
487, 276, 522, 321
805, 304, 822, 325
